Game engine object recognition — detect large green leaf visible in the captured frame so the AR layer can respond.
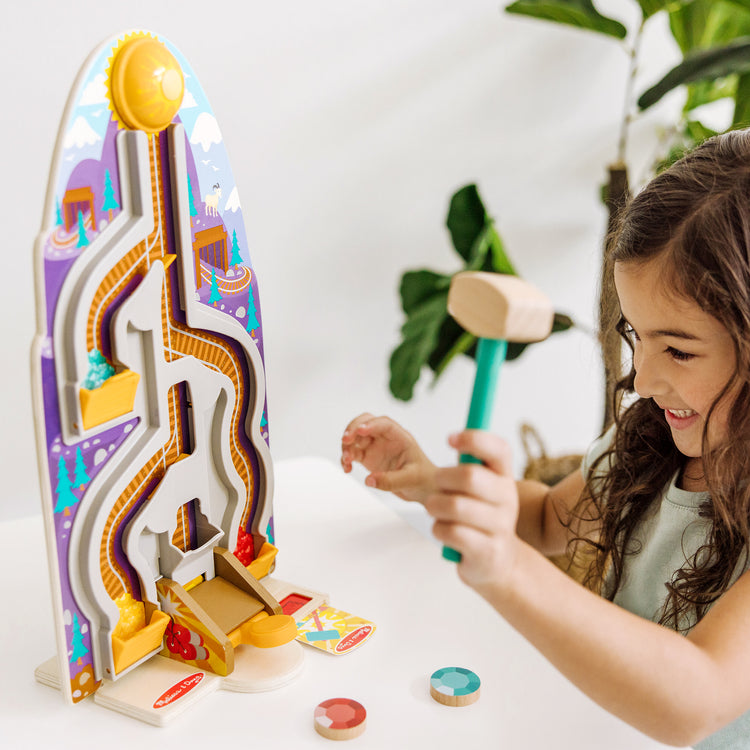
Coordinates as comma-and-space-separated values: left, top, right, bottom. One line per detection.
399, 269, 451, 315
505, 312, 575, 361
669, 1, 712, 54
389, 184, 574, 401
734, 71, 750, 124
446, 184, 519, 273
719, 0, 750, 21
669, 0, 750, 54
429, 309, 575, 384
668, 2, 750, 118
684, 77, 737, 112
389, 292, 450, 401
504, 0, 627, 39
635, 0, 671, 20
430, 324, 476, 378
703, 4, 750, 46
486, 225, 518, 275
638, 36, 750, 110
446, 185, 489, 263
685, 119, 718, 142
551, 311, 576, 334
390, 284, 575, 399
465, 225, 495, 270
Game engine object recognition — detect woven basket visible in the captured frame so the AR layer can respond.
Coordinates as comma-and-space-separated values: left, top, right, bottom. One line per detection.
521, 423, 582, 486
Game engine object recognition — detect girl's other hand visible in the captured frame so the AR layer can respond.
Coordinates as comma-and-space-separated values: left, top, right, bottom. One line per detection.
341, 413, 436, 504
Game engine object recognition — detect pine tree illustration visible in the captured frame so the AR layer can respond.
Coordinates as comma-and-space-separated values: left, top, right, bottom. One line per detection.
246, 283, 259, 336
209, 267, 222, 307
73, 447, 90, 490
54, 455, 79, 516
230, 229, 244, 267
69, 613, 89, 664
101, 169, 120, 220
76, 210, 89, 248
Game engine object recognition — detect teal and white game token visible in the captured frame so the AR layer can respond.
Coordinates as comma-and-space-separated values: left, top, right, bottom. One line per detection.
430, 667, 481, 707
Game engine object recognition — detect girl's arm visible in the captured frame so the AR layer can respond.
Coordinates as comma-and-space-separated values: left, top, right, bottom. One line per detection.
428, 430, 750, 747
487, 544, 750, 746
341, 414, 586, 554
515, 470, 586, 555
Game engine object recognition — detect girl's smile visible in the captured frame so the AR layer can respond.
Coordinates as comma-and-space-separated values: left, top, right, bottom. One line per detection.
663, 408, 700, 431
614, 258, 737, 489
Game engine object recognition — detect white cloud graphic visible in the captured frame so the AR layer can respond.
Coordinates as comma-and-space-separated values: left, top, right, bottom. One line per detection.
190, 111, 222, 152
224, 186, 241, 213
79, 73, 108, 106
181, 89, 198, 108
64, 116, 101, 149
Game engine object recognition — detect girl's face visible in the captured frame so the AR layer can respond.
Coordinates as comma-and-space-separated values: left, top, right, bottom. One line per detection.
614, 259, 737, 485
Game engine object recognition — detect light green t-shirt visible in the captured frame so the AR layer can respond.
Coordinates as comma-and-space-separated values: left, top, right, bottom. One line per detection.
582, 427, 750, 749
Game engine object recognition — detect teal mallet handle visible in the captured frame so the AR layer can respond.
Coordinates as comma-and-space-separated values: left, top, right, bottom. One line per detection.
442, 337, 508, 562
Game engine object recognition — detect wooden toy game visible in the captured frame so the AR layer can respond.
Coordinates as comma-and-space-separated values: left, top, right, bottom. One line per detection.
31, 30, 331, 723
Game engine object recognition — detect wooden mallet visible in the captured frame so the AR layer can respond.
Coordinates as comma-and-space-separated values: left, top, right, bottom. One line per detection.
442, 271, 555, 562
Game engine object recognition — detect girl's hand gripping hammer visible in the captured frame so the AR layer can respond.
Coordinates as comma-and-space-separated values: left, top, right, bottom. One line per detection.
442, 271, 555, 562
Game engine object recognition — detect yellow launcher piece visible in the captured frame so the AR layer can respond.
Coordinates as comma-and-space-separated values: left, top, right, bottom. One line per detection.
228, 612, 298, 649
79, 369, 140, 430
111, 597, 170, 675
247, 542, 278, 580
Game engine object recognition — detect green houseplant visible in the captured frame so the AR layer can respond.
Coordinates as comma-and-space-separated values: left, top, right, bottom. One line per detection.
509, 0, 750, 428
388, 184, 574, 402
390, 0, 750, 428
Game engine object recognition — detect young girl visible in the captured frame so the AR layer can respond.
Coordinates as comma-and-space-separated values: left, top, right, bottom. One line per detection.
341, 130, 750, 749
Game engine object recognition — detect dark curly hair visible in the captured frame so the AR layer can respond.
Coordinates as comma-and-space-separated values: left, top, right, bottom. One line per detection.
575, 130, 750, 631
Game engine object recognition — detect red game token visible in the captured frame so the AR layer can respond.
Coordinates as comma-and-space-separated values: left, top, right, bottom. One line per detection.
314, 697, 367, 740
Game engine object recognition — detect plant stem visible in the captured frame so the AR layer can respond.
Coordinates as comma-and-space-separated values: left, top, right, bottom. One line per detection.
601, 16, 644, 432
617, 18, 645, 164
600, 163, 629, 433
433, 331, 476, 381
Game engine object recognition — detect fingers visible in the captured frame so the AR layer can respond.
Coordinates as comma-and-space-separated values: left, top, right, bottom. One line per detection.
424, 476, 517, 532
448, 430, 513, 477
428, 482, 519, 589
431, 518, 501, 558
341, 413, 376, 445
341, 413, 375, 472
426, 496, 499, 538
342, 414, 408, 444
426, 433, 518, 557
431, 519, 515, 589
366, 465, 421, 499
340, 414, 411, 472
433, 451, 513, 499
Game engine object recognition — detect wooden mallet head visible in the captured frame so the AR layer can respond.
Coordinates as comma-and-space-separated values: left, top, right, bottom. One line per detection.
447, 271, 554, 343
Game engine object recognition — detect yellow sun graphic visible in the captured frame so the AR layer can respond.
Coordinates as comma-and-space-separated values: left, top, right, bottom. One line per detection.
105, 32, 185, 133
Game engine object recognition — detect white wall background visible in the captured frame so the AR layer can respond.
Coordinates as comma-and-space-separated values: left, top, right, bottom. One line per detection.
1, 1, 682, 524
